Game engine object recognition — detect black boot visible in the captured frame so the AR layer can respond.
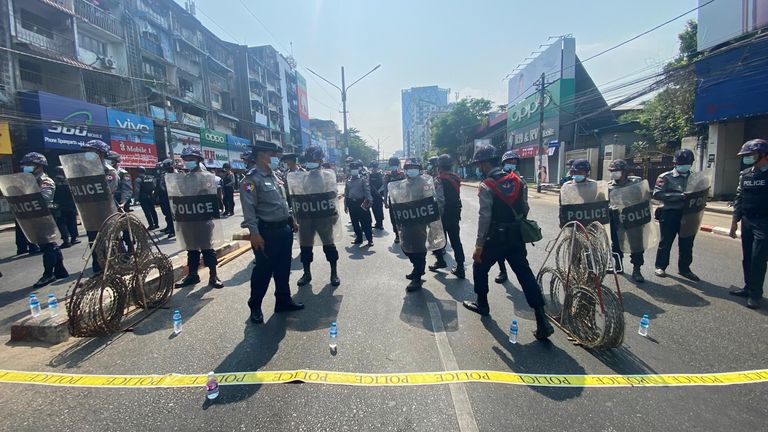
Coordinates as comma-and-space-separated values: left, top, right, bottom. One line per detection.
451, 265, 466, 279
208, 267, 224, 289
33, 274, 56, 288
275, 298, 305, 313
429, 255, 447, 271
394, 233, 400, 244
330, 262, 340, 286
406, 277, 423, 292
463, 294, 490, 316
533, 307, 555, 340
632, 266, 645, 283
175, 273, 200, 288
297, 263, 312, 286
494, 271, 508, 284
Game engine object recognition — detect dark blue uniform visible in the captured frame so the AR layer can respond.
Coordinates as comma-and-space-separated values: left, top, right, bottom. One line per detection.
432, 172, 465, 267
734, 166, 768, 303
368, 170, 385, 229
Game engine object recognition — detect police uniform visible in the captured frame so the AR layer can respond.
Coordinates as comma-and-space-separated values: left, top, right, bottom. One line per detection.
496, 153, 525, 283
382, 163, 406, 242
221, 166, 236, 216
430, 159, 465, 277
344, 167, 374, 244
135, 169, 159, 229
53, 169, 80, 246
157, 163, 176, 237
609, 175, 645, 271
241, 143, 303, 323
733, 162, 768, 307
368, 164, 386, 229
86, 159, 119, 274
653, 168, 697, 277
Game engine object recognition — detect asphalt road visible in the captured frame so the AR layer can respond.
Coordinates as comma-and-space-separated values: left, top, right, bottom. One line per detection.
0, 186, 765, 432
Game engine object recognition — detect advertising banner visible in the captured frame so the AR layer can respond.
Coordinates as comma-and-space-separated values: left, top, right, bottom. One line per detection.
226, 134, 250, 170
508, 37, 576, 105
149, 105, 177, 122
0, 122, 11, 155
507, 79, 574, 148
170, 128, 201, 159
200, 129, 228, 169
19, 91, 108, 151
106, 109, 156, 168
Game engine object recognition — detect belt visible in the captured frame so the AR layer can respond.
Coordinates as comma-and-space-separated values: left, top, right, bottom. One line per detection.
259, 218, 292, 230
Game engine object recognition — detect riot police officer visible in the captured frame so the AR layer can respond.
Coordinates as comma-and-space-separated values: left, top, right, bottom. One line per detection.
156, 159, 176, 239
463, 145, 554, 340
429, 154, 465, 278
608, 159, 646, 282
344, 160, 374, 246
52, 166, 80, 248
134, 166, 159, 229
558, 159, 596, 227
18, 153, 69, 287
382, 156, 406, 243
241, 140, 303, 323
81, 140, 119, 274
368, 161, 385, 230
496, 151, 523, 283
730, 139, 768, 309
174, 146, 224, 289
653, 149, 701, 281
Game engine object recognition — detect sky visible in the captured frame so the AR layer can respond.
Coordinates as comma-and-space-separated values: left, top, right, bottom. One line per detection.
182, 0, 700, 157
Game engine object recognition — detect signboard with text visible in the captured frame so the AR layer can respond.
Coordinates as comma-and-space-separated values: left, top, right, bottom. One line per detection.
19, 91, 109, 151
170, 128, 201, 159
107, 109, 156, 168
200, 129, 228, 169
226, 134, 250, 170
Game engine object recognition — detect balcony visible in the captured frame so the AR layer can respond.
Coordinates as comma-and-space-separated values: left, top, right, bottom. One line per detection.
75, 0, 122, 37
140, 38, 164, 59
15, 19, 75, 57
249, 90, 263, 101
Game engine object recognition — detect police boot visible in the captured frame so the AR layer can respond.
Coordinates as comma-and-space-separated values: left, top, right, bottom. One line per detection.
406, 277, 423, 292
494, 271, 508, 284
297, 263, 312, 286
394, 233, 400, 244
208, 267, 224, 289
429, 255, 447, 271
729, 288, 750, 298
679, 269, 701, 282
533, 307, 555, 340
33, 274, 56, 288
175, 273, 200, 288
632, 266, 645, 283
330, 262, 340, 287
451, 265, 466, 279
462, 295, 490, 316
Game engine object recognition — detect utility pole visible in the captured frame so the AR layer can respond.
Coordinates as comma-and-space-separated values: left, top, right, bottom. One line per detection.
536, 72, 546, 194
161, 80, 174, 160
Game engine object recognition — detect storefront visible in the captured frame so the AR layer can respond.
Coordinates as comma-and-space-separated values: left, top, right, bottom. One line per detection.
200, 128, 228, 170
226, 134, 251, 171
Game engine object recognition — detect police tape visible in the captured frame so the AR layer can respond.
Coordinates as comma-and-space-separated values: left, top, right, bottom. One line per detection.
1, 369, 767, 389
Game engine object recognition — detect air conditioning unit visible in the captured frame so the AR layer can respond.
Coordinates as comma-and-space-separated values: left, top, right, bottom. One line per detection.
99, 56, 116, 70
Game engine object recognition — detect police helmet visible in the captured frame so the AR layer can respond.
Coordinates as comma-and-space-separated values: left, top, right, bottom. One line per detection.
107, 151, 121, 163
349, 160, 363, 169
566, 159, 575, 167
501, 151, 520, 163
20, 152, 48, 167
161, 159, 174, 168
737, 139, 768, 156
437, 154, 454, 169
137, 166, 146, 173
428, 156, 439, 167
471, 144, 497, 164
403, 157, 422, 169
303, 145, 325, 162
241, 150, 256, 163
368, 160, 379, 169
571, 158, 591, 173
222, 162, 231, 170
608, 159, 628, 172
82, 139, 111, 155
674, 148, 695, 165
387, 157, 400, 167
181, 146, 204, 160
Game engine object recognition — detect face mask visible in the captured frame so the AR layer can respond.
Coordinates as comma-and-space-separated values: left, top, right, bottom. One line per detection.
676, 164, 691, 173
503, 163, 516, 173
610, 171, 622, 180
573, 175, 586, 183
389, 166, 399, 171
22, 165, 34, 174
184, 160, 198, 170
306, 162, 320, 170
406, 168, 420, 178
350, 169, 360, 176
269, 157, 280, 170
426, 165, 432, 172
475, 167, 484, 179
743, 156, 755, 165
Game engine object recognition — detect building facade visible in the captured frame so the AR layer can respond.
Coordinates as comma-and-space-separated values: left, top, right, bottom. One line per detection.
401, 85, 449, 157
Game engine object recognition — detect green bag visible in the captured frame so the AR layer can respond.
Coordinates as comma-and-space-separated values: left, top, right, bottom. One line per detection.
511, 206, 543, 244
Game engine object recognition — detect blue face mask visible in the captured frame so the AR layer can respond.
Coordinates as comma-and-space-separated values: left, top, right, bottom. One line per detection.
475, 167, 484, 179
573, 175, 586, 183
503, 163, 516, 173
350, 169, 360, 177
22, 165, 35, 174
269, 157, 280, 170
743, 156, 755, 165
306, 162, 320, 170
676, 164, 691, 173
406, 169, 420, 178
184, 160, 197, 170
389, 166, 399, 171
426, 164, 432, 172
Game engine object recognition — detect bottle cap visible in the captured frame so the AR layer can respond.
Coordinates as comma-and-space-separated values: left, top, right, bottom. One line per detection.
331, 321, 336, 326
512, 320, 517, 324
642, 314, 649, 318
48, 294, 55, 298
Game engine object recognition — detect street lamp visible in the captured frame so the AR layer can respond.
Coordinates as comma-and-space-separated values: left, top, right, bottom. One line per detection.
305, 64, 382, 153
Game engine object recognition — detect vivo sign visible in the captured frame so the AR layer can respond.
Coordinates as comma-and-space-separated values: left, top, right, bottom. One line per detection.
115, 118, 151, 133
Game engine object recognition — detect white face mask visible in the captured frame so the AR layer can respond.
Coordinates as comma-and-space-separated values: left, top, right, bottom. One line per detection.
406, 169, 420, 178
610, 171, 622, 180
269, 157, 280, 170
306, 162, 320, 170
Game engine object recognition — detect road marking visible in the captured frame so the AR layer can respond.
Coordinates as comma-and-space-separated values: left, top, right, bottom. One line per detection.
0, 369, 766, 389
427, 302, 480, 432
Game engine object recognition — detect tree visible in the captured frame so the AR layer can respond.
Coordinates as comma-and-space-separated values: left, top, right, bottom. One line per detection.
344, 128, 377, 163
430, 97, 494, 158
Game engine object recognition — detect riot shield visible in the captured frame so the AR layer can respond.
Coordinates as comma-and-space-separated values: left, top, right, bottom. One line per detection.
60, 152, 117, 231
287, 169, 342, 247
609, 180, 658, 254
0, 173, 58, 244
680, 172, 711, 238
387, 175, 446, 253
166, 171, 223, 250
559, 181, 610, 226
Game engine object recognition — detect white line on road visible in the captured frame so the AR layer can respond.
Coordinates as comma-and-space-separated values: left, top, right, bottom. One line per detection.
427, 302, 480, 432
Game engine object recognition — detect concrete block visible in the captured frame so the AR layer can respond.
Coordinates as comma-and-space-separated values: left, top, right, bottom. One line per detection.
11, 313, 69, 344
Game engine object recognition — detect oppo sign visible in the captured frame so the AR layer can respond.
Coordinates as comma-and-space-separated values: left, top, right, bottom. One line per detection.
203, 132, 225, 143
509, 93, 552, 123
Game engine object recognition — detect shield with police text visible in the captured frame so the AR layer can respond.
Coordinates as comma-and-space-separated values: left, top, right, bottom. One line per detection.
60, 152, 118, 231
0, 173, 59, 244
288, 169, 342, 247
166, 171, 223, 250
387, 174, 445, 253
609, 180, 658, 254
559, 181, 610, 227
680, 172, 711, 238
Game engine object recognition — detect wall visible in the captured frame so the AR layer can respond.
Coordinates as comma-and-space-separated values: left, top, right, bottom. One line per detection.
706, 120, 744, 199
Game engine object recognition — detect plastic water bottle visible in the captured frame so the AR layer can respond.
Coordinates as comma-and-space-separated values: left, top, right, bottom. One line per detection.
206, 372, 219, 400
47, 294, 59, 318
509, 320, 518, 344
329, 322, 338, 353
638, 314, 650, 337
173, 309, 182, 334
29, 294, 41, 318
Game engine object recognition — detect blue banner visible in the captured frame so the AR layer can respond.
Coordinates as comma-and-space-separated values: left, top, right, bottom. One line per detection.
19, 91, 109, 151
226, 134, 251, 170
106, 109, 157, 168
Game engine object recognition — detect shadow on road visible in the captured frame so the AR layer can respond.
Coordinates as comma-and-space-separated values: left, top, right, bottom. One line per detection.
399, 289, 458, 332
668, 275, 768, 316
588, 345, 658, 375
49, 331, 128, 369
285, 282, 342, 332
636, 279, 710, 308
344, 245, 375, 260
620, 292, 666, 319
430, 272, 472, 304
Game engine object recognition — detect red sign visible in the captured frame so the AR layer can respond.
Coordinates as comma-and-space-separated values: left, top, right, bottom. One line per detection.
107, 109, 157, 168
111, 138, 158, 168
517, 144, 539, 159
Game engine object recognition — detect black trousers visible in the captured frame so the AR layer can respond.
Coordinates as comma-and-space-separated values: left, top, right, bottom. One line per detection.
15, 223, 38, 253
388, 207, 399, 237
473, 236, 545, 308
432, 217, 465, 265
348, 199, 372, 241
250, 223, 293, 313
187, 249, 217, 275
56, 209, 79, 242
139, 197, 159, 228
609, 218, 645, 268
300, 245, 339, 266
655, 209, 694, 271
405, 252, 427, 277
741, 216, 768, 300
87, 230, 100, 274
158, 194, 175, 234
371, 196, 384, 226
41, 242, 66, 277
223, 188, 235, 215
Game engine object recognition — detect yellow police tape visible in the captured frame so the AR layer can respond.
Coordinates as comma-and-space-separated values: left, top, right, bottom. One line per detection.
1, 369, 767, 389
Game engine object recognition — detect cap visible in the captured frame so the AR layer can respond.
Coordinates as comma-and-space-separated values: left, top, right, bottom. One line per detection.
501, 151, 520, 163
403, 157, 422, 169
252, 140, 283, 153
82, 139, 111, 155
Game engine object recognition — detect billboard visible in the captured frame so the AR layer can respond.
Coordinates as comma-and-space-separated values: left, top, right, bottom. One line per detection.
508, 37, 576, 106
19, 91, 109, 151
106, 109, 156, 168
0, 122, 11, 155
169, 128, 200, 160
697, 0, 768, 51
200, 129, 228, 169
226, 134, 250, 170
297, 72, 311, 151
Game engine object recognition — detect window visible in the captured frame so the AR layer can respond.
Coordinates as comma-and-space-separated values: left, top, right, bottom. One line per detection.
142, 60, 165, 80
79, 33, 107, 56
20, 10, 53, 38
19, 60, 42, 84
178, 78, 194, 95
